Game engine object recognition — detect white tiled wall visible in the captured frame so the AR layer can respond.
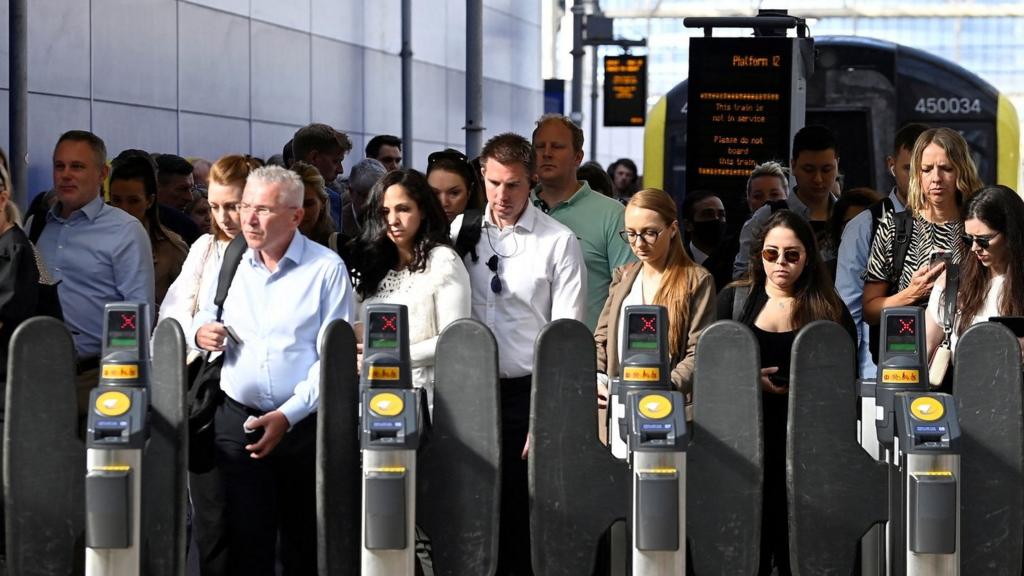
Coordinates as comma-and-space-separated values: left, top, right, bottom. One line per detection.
0, 0, 543, 197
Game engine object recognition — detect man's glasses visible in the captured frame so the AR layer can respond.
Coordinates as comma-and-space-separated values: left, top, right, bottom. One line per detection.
486, 255, 502, 294
618, 229, 664, 245
761, 247, 803, 264
962, 232, 999, 249
428, 149, 469, 167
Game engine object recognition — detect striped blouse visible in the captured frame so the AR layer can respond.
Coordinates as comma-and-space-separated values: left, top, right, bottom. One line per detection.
864, 210, 965, 294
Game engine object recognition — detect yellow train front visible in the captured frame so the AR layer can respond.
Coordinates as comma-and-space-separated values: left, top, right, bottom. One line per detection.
645, 35, 1020, 206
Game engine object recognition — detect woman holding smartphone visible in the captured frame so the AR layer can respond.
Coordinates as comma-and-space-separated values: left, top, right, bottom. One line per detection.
926, 185, 1024, 359
863, 128, 983, 326
718, 210, 855, 576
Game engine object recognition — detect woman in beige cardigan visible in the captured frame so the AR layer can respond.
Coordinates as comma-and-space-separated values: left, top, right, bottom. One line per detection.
594, 188, 717, 410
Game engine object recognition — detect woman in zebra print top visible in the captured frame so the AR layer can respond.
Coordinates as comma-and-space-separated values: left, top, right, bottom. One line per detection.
862, 127, 983, 326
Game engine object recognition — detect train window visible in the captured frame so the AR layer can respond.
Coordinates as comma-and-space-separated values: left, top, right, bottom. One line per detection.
806, 108, 875, 192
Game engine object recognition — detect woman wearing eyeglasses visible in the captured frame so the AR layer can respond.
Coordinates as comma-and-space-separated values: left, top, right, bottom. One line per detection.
594, 189, 717, 411
863, 128, 983, 331
352, 168, 471, 403
926, 185, 1024, 360
717, 210, 854, 576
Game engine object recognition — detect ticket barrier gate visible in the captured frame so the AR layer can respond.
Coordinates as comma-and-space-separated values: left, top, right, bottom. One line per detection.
951, 322, 1023, 574
317, 307, 502, 576
3, 308, 187, 576
530, 318, 763, 575
790, 311, 1024, 575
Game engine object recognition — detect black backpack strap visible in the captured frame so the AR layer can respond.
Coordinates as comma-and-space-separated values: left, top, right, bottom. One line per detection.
455, 209, 484, 263
941, 262, 960, 344
890, 210, 914, 288
214, 235, 248, 321
732, 285, 750, 322
868, 197, 894, 239
28, 205, 48, 244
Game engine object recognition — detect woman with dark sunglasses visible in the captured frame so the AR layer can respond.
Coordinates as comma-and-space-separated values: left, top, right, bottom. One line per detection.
350, 168, 471, 405
717, 210, 855, 576
925, 185, 1024, 360
594, 189, 717, 417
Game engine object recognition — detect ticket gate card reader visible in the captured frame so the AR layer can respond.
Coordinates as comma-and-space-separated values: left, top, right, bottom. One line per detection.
610, 305, 671, 459
86, 303, 151, 576
874, 308, 929, 450
626, 390, 687, 575
359, 304, 425, 575
894, 393, 960, 575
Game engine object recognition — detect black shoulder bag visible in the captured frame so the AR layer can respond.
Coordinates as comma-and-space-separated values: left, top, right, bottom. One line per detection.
187, 235, 247, 473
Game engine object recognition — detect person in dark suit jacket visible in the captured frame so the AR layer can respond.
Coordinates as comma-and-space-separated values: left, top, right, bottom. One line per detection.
682, 189, 737, 289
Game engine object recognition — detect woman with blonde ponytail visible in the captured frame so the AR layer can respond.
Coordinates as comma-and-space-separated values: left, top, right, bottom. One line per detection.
594, 188, 717, 406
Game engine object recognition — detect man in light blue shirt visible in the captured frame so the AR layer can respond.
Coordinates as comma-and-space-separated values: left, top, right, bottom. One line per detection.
835, 123, 928, 377
194, 165, 353, 574
36, 130, 155, 412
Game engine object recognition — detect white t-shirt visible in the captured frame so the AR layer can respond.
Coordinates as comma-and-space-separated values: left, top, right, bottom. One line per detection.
616, 273, 645, 364
927, 273, 1005, 353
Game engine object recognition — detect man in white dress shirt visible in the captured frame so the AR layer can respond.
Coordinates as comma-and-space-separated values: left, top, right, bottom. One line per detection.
194, 165, 354, 574
465, 132, 586, 575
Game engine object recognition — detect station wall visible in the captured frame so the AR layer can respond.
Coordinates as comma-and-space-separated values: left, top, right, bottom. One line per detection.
0, 0, 542, 198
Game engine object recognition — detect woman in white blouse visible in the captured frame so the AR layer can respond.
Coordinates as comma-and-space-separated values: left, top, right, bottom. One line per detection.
926, 185, 1024, 359
352, 168, 471, 402
159, 154, 260, 351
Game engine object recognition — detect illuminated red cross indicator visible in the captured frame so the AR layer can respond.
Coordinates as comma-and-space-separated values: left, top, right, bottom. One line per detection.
641, 316, 656, 332
120, 313, 136, 330
899, 318, 914, 335
381, 315, 397, 332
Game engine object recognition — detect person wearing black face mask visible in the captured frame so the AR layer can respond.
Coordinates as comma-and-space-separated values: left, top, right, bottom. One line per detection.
683, 190, 735, 291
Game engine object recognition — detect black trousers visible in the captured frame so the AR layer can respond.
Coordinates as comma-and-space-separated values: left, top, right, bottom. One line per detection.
496, 375, 534, 576
214, 397, 318, 576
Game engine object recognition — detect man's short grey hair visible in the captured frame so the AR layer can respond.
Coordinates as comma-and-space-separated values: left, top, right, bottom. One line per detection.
349, 158, 387, 198
247, 165, 304, 207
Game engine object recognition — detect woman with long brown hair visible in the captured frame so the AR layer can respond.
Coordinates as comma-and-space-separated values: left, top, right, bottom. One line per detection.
926, 185, 1024, 361
594, 188, 717, 404
718, 209, 855, 575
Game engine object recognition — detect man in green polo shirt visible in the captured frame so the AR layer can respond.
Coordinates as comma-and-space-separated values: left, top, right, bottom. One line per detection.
531, 114, 636, 330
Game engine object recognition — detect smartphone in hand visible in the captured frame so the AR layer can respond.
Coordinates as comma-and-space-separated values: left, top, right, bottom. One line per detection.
929, 250, 951, 269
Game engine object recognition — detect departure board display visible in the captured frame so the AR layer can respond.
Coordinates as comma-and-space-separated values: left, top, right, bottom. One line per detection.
686, 37, 796, 193
604, 55, 647, 127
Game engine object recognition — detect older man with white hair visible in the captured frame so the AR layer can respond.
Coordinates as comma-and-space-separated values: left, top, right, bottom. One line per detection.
193, 165, 353, 574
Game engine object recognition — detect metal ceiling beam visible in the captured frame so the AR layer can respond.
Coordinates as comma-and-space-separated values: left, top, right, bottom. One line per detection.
604, 5, 1024, 19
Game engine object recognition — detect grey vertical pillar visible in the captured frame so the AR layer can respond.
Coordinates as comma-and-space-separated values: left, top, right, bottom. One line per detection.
465, 0, 484, 158
589, 47, 598, 160
570, 2, 584, 126
401, 0, 413, 166
9, 0, 27, 208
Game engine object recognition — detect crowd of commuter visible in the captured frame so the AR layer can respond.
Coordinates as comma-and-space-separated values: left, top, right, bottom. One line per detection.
0, 109, 1020, 576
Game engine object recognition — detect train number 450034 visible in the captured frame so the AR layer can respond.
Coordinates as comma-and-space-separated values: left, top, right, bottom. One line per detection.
915, 97, 982, 116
